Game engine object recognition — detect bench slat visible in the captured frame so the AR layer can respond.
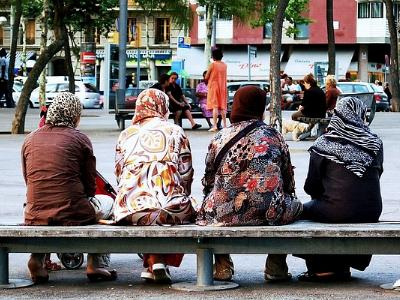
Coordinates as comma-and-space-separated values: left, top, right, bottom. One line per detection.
1, 221, 400, 238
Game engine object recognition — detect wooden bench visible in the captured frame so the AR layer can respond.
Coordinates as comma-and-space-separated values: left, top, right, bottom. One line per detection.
1, 221, 400, 290
297, 117, 331, 137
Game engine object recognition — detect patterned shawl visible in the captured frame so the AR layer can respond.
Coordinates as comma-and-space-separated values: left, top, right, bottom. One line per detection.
132, 88, 170, 124
46, 92, 82, 128
309, 96, 382, 177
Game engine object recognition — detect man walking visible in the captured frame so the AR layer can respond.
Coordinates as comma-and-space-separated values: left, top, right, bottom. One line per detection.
0, 48, 15, 108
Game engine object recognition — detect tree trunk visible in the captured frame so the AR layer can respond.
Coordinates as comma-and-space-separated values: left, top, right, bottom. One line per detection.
7, 0, 22, 92
326, 0, 335, 75
384, 0, 400, 112
12, 39, 66, 133
39, 0, 49, 108
12, 0, 71, 133
64, 27, 75, 93
205, 4, 213, 67
269, 0, 289, 131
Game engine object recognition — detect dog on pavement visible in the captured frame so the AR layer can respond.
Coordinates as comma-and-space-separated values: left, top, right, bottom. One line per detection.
282, 119, 311, 141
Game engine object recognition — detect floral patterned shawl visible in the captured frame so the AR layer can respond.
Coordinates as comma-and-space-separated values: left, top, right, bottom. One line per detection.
197, 121, 302, 226
113, 88, 196, 225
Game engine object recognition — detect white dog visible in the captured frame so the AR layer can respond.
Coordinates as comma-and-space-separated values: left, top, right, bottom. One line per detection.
282, 119, 311, 141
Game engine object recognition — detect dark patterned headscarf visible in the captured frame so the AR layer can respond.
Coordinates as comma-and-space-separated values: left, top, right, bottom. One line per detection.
230, 86, 267, 123
46, 92, 82, 128
310, 96, 382, 177
132, 88, 169, 124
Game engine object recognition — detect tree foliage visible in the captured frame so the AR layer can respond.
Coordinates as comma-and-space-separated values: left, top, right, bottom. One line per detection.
12, 0, 119, 133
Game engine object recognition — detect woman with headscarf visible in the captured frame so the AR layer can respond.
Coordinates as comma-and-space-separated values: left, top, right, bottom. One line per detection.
196, 86, 303, 282
113, 88, 197, 283
22, 92, 116, 284
297, 96, 383, 282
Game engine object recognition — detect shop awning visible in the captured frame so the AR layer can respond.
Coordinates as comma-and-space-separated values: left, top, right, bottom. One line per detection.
284, 50, 354, 80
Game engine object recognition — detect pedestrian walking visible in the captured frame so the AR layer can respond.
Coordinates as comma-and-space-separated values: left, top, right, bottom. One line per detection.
0, 48, 15, 108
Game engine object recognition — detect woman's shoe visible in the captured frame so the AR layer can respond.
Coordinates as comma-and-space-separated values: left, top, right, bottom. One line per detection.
192, 124, 202, 130
265, 272, 292, 282
213, 267, 233, 281
298, 271, 351, 282
208, 127, 218, 132
28, 255, 49, 284
152, 263, 172, 283
141, 264, 171, 283
87, 269, 118, 282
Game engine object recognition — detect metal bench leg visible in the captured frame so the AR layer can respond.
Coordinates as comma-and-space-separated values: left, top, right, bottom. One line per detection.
171, 249, 239, 291
0, 248, 33, 289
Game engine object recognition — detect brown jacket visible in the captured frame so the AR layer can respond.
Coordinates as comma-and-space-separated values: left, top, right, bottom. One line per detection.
326, 87, 341, 111
22, 125, 96, 225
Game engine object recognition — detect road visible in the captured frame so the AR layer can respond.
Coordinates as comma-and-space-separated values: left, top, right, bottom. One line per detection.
0, 108, 400, 299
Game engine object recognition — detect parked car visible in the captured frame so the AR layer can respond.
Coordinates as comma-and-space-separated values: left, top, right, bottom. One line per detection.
30, 81, 101, 109
124, 87, 143, 109
227, 81, 270, 109
335, 82, 389, 112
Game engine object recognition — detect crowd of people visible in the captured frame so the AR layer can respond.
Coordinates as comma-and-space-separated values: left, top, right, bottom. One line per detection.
22, 72, 383, 285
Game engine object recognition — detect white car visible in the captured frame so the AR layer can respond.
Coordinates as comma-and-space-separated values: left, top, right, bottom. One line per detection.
227, 81, 271, 108
30, 81, 101, 109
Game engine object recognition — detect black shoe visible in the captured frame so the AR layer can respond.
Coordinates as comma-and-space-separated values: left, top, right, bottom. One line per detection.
298, 271, 351, 282
192, 124, 202, 130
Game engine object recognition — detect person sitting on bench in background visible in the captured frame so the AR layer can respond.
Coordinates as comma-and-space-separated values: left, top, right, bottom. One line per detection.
296, 96, 383, 282
151, 73, 170, 93
196, 70, 222, 129
291, 73, 326, 140
166, 72, 201, 130
22, 92, 116, 284
325, 75, 341, 116
197, 86, 303, 282
113, 89, 198, 283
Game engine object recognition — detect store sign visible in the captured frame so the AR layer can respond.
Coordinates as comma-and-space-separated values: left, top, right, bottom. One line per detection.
177, 36, 191, 49
97, 48, 172, 60
81, 52, 96, 64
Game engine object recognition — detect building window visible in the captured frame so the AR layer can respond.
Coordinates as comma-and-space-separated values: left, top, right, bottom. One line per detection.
358, 2, 370, 18
127, 18, 138, 44
155, 18, 170, 44
26, 19, 36, 45
371, 2, 384, 18
264, 22, 272, 38
294, 23, 309, 39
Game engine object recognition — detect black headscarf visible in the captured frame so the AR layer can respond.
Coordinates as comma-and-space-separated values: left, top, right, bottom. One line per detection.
309, 97, 382, 177
230, 86, 267, 123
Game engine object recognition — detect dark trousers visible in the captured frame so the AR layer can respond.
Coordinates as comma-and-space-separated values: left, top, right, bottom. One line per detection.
0, 80, 14, 108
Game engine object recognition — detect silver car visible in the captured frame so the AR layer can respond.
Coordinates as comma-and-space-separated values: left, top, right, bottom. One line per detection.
30, 81, 101, 109
336, 82, 389, 112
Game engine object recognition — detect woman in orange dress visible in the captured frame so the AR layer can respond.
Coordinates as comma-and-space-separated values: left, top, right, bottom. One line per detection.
205, 47, 227, 132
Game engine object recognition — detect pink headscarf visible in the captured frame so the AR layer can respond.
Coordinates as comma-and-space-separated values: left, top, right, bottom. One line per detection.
132, 88, 170, 124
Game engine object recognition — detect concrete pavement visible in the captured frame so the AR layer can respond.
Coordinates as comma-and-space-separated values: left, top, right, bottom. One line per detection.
0, 108, 400, 299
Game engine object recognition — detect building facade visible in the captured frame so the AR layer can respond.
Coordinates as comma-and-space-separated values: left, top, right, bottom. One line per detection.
187, 0, 394, 83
